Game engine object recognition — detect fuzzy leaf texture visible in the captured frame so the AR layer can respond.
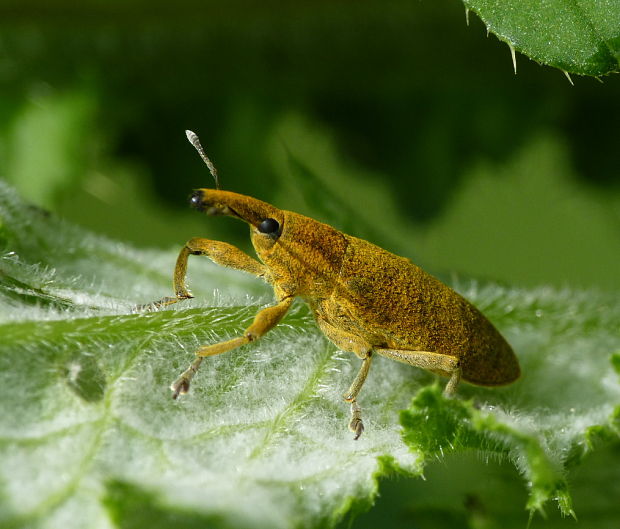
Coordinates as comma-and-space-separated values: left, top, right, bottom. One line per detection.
462, 0, 620, 76
0, 180, 619, 529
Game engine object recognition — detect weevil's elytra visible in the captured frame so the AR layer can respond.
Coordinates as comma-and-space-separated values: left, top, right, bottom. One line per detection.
150, 130, 520, 440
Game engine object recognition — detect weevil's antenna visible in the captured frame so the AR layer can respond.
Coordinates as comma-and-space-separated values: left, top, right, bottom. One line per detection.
185, 130, 220, 190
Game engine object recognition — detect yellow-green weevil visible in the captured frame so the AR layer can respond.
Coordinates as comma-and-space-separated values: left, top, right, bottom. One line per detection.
152, 130, 520, 439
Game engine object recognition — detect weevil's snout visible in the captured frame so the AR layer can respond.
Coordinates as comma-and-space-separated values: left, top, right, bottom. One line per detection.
188, 188, 279, 228
189, 189, 232, 216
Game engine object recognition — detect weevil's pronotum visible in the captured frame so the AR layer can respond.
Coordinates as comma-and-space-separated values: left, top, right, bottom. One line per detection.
151, 130, 520, 440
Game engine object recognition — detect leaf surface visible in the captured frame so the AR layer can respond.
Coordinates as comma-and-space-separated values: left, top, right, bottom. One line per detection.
0, 180, 619, 528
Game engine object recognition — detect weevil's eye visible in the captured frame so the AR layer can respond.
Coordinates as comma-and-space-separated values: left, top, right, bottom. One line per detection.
258, 218, 280, 236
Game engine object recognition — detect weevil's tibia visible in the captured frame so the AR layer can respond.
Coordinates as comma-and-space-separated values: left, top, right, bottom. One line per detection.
343, 352, 372, 402
443, 365, 462, 397
171, 296, 294, 398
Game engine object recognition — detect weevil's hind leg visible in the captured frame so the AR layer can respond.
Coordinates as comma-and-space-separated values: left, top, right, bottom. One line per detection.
137, 238, 269, 311
375, 348, 462, 397
343, 352, 373, 440
171, 295, 294, 398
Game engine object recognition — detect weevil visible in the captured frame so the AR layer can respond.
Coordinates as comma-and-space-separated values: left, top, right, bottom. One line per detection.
152, 130, 520, 440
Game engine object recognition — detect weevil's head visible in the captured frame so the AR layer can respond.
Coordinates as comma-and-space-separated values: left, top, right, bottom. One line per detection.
190, 188, 284, 255
190, 188, 348, 296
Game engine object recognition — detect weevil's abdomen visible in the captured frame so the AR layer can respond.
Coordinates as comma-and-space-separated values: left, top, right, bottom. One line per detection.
331, 236, 520, 386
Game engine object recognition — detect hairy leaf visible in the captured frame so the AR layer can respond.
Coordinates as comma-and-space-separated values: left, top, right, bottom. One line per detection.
0, 180, 619, 529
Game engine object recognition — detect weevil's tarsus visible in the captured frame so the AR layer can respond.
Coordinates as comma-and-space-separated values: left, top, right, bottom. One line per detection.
185, 129, 220, 190
349, 401, 364, 440
465, 7, 470, 26
132, 295, 191, 312
171, 357, 203, 399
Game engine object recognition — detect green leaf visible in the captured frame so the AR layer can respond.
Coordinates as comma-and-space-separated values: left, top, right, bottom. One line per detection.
1, 178, 619, 529
462, 0, 620, 76
348, 443, 620, 529
0, 180, 422, 529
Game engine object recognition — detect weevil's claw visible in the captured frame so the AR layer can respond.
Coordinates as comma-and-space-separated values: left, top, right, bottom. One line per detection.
350, 418, 364, 440
348, 401, 364, 440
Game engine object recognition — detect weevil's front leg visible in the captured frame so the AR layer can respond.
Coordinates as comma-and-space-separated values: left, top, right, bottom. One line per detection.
375, 348, 462, 396
144, 238, 269, 309
171, 295, 294, 398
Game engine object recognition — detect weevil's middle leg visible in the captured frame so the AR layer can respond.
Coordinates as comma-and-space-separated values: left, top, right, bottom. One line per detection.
314, 317, 375, 439
171, 296, 294, 398
344, 352, 373, 440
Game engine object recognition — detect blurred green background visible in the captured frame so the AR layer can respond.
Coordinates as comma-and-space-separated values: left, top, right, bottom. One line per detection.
1, 3, 620, 528
0, 0, 619, 292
